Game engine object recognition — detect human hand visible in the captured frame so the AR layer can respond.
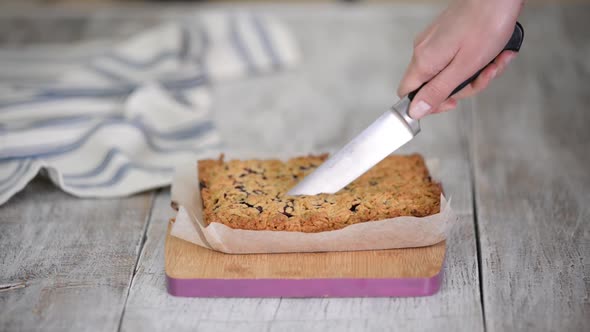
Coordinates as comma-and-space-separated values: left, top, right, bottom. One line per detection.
397, 0, 524, 119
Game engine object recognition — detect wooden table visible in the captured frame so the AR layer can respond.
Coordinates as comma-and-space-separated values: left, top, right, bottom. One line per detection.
0, 3, 588, 331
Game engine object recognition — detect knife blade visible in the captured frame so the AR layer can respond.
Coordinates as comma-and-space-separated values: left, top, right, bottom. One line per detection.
288, 22, 524, 196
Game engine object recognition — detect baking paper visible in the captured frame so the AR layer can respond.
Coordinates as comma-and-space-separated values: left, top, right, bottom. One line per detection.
169, 156, 456, 254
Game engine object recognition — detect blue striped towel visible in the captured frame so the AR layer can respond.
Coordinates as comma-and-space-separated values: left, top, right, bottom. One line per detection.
0, 13, 300, 205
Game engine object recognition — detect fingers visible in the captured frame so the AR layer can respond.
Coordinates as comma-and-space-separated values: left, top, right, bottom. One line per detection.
495, 50, 517, 74
450, 63, 498, 100
431, 98, 457, 114
407, 51, 476, 119
408, 50, 518, 119
452, 50, 517, 100
397, 55, 438, 99
397, 28, 460, 98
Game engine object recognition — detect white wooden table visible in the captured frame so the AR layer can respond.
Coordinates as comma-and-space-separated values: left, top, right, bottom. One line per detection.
0, 3, 588, 331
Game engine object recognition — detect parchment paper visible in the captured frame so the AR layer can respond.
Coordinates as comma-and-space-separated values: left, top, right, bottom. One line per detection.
169, 156, 457, 254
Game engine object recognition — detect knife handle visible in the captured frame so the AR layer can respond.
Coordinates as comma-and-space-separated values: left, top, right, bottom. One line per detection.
407, 21, 524, 101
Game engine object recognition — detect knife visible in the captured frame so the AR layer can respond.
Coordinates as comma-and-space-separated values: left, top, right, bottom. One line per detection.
288, 22, 524, 196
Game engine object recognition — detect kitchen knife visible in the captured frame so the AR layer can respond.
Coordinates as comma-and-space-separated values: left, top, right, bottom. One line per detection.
288, 22, 524, 196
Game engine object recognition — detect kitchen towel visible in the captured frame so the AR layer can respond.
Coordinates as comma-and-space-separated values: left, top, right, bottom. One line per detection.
0, 12, 300, 205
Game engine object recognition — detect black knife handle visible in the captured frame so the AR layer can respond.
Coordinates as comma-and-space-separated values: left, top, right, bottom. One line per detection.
407, 21, 524, 101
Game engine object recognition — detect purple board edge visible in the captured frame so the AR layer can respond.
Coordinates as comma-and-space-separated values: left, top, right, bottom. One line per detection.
166, 271, 443, 298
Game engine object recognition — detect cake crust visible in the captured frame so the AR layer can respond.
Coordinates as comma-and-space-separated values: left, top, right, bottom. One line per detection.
198, 154, 441, 233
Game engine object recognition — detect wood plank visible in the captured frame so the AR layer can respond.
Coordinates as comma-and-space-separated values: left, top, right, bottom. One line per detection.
166, 230, 445, 279
472, 5, 590, 331
121, 6, 483, 331
0, 178, 154, 331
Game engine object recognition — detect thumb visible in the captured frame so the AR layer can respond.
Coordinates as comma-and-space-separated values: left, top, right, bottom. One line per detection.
408, 56, 475, 119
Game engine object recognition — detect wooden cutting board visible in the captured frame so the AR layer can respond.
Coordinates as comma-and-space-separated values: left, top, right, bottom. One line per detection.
165, 222, 446, 298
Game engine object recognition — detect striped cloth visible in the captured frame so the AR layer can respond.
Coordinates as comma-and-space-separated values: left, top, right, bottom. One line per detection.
0, 13, 300, 205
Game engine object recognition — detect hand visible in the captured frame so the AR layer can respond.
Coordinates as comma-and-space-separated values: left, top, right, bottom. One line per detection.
397, 0, 524, 119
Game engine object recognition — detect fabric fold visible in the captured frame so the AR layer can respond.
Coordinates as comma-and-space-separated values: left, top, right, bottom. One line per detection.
0, 12, 300, 205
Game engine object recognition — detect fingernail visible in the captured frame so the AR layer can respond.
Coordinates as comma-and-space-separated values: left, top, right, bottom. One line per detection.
505, 52, 517, 64
409, 100, 431, 119
489, 68, 498, 80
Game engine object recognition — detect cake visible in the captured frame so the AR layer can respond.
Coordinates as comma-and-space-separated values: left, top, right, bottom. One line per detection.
198, 154, 441, 233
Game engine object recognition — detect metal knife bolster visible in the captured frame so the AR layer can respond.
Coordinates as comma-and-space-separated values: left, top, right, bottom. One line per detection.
390, 96, 421, 136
